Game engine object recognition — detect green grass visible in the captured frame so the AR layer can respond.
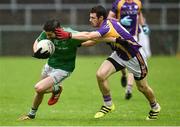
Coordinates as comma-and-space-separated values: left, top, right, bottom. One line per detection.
0, 56, 180, 126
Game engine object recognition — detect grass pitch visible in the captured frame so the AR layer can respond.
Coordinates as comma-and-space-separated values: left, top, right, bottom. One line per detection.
0, 56, 180, 126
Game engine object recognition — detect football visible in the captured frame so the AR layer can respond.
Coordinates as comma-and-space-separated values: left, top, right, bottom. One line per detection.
36, 39, 55, 55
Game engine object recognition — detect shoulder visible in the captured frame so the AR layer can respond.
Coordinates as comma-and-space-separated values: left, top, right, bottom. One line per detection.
37, 31, 47, 41
40, 31, 46, 36
115, 0, 124, 4
134, 0, 142, 8
98, 20, 109, 30
112, 0, 125, 6
96, 20, 110, 36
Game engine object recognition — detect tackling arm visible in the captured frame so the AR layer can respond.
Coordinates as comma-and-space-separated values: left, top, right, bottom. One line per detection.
81, 40, 97, 47
71, 31, 101, 41
55, 28, 102, 41
55, 28, 117, 44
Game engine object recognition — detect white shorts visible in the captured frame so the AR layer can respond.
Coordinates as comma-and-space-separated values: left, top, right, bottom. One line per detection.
41, 64, 71, 84
133, 30, 151, 59
138, 30, 151, 58
133, 35, 138, 42
109, 48, 148, 80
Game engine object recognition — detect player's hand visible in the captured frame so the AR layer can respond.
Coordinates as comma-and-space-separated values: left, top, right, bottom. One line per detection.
33, 48, 50, 59
55, 28, 72, 40
120, 16, 132, 26
142, 24, 150, 35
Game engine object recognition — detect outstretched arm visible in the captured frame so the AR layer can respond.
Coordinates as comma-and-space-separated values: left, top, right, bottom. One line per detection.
55, 28, 117, 44
81, 37, 116, 47
71, 31, 101, 40
55, 28, 101, 40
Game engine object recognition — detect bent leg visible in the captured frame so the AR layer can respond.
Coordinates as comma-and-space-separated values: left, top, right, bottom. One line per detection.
135, 77, 161, 120
135, 77, 156, 103
19, 76, 54, 120
94, 60, 116, 118
33, 76, 54, 109
120, 68, 127, 87
125, 72, 134, 99
96, 60, 116, 96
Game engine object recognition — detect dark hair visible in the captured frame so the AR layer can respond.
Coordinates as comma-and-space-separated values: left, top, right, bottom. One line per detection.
43, 19, 60, 32
90, 5, 107, 19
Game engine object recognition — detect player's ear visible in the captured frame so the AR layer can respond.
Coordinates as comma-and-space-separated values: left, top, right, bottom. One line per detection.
99, 16, 104, 22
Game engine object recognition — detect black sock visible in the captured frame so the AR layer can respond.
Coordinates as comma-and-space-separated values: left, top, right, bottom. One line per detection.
28, 107, 37, 117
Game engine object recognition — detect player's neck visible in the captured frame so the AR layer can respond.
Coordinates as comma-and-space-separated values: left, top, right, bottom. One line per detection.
98, 19, 106, 28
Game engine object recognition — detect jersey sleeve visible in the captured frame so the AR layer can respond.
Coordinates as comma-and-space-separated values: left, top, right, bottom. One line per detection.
97, 21, 110, 37
111, 0, 119, 13
37, 31, 47, 41
70, 38, 84, 47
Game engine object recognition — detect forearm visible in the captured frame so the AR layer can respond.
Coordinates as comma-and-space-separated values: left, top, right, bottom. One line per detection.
139, 12, 146, 25
94, 37, 116, 43
81, 40, 97, 47
72, 32, 93, 40
33, 40, 38, 52
81, 37, 116, 47
55, 28, 101, 41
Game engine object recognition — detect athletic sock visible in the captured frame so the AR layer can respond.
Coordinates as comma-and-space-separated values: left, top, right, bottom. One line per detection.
126, 84, 132, 93
103, 95, 112, 107
28, 107, 37, 116
150, 102, 159, 110
52, 85, 60, 95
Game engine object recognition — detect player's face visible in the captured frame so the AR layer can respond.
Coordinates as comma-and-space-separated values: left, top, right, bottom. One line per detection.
45, 31, 56, 39
89, 13, 101, 28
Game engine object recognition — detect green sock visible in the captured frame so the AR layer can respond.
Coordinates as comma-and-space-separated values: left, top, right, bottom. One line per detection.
52, 85, 60, 95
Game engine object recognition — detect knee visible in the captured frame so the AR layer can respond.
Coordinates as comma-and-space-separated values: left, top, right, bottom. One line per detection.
34, 84, 44, 93
137, 83, 148, 93
96, 70, 106, 81
137, 84, 144, 92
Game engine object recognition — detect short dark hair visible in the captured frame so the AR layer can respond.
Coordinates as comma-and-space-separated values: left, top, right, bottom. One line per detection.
43, 19, 60, 32
90, 5, 107, 19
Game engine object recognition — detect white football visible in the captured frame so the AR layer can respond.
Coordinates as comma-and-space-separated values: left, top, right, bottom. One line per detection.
36, 39, 55, 55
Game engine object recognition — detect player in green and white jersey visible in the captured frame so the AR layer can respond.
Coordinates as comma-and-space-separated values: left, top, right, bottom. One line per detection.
37, 28, 81, 72
18, 19, 84, 120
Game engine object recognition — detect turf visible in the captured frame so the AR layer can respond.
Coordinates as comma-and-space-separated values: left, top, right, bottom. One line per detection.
0, 56, 180, 126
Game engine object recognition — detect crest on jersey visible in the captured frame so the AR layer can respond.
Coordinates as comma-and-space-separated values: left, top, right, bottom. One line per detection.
103, 24, 110, 29
134, 5, 138, 9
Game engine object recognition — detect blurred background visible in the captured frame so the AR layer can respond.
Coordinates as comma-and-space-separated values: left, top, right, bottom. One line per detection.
0, 0, 179, 56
